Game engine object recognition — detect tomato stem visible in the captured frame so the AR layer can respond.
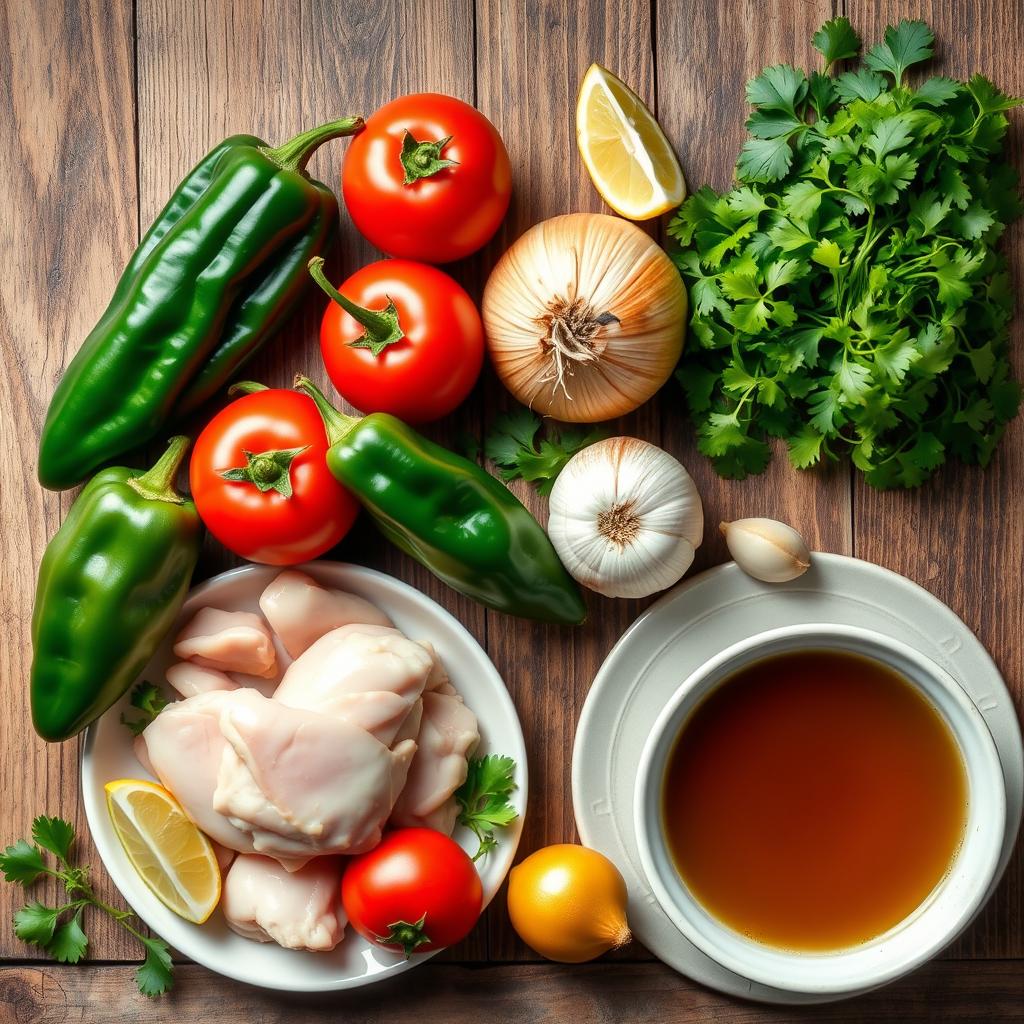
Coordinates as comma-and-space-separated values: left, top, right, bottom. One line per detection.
307, 257, 405, 357
399, 129, 458, 184
376, 913, 432, 959
218, 445, 309, 498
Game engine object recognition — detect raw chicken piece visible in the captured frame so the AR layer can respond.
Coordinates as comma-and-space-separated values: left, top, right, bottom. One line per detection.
173, 607, 277, 679
132, 734, 156, 778
274, 628, 434, 746
259, 570, 392, 658
141, 691, 257, 856
166, 661, 239, 698
210, 840, 236, 873
391, 691, 480, 834
214, 689, 416, 858
222, 855, 346, 951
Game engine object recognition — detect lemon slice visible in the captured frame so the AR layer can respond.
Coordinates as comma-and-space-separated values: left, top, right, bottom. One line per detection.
576, 63, 686, 220
105, 779, 221, 924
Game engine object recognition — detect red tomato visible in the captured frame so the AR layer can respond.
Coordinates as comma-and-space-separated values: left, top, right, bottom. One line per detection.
342, 93, 512, 263
314, 258, 484, 423
190, 387, 358, 565
342, 828, 483, 956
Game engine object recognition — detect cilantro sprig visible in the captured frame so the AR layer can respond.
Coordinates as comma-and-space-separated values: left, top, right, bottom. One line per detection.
456, 755, 519, 860
483, 405, 605, 495
120, 681, 169, 736
670, 18, 1022, 488
1, 816, 173, 997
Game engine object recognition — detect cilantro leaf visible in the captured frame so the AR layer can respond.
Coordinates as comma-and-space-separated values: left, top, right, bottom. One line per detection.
835, 69, 886, 102
456, 755, 519, 861
32, 816, 74, 864
120, 683, 170, 737
14, 902, 59, 946
913, 77, 961, 106
746, 64, 808, 116
47, 911, 88, 964
0, 840, 48, 884
864, 20, 934, 85
737, 136, 795, 183
812, 17, 861, 69
136, 936, 174, 998
484, 406, 603, 495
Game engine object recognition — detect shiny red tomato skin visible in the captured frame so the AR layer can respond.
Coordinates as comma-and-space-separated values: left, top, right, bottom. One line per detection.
342, 828, 483, 953
190, 389, 359, 565
342, 93, 512, 263
319, 259, 484, 423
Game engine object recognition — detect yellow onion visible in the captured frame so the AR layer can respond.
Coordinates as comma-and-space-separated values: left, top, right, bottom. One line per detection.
482, 213, 687, 422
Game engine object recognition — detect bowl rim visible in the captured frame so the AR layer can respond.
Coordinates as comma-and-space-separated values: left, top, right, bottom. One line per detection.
634, 621, 1006, 996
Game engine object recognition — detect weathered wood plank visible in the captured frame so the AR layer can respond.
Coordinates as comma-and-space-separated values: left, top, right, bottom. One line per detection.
0, 0, 137, 959
473, 0, 660, 960
656, 0, 851, 574
844, 0, 1024, 959
3, 958, 1024, 1023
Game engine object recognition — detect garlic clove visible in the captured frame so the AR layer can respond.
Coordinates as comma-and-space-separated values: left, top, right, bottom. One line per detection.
720, 518, 811, 584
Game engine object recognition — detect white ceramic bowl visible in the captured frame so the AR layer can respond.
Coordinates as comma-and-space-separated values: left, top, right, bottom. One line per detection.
81, 561, 527, 992
634, 623, 1005, 997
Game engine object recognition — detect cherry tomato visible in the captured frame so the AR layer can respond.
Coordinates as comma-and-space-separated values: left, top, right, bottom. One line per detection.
190, 386, 358, 565
342, 828, 483, 956
311, 257, 484, 423
342, 93, 512, 263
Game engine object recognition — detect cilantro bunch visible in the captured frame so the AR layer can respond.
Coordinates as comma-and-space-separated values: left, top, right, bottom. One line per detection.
670, 18, 1022, 487
1, 816, 173, 996
456, 754, 519, 860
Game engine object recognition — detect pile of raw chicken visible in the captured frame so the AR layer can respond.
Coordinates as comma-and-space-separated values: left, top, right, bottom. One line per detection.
134, 569, 481, 953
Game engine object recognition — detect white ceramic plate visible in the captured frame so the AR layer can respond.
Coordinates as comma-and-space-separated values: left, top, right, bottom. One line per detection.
572, 553, 1023, 1005
81, 561, 527, 992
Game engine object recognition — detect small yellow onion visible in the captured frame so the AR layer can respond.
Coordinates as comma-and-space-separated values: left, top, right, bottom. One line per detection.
482, 213, 687, 422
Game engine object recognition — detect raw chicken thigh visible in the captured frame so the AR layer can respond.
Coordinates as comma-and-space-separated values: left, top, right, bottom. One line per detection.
222, 855, 346, 951
275, 627, 434, 746
142, 690, 258, 855
259, 570, 392, 658
173, 608, 277, 678
165, 661, 239, 698
391, 691, 480, 834
214, 689, 415, 860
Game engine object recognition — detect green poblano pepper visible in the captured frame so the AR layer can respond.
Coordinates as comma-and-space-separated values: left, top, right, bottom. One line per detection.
37, 116, 363, 491
31, 437, 201, 741
296, 377, 587, 626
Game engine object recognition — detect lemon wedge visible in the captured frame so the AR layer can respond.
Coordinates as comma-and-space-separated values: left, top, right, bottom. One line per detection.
576, 63, 686, 220
105, 779, 221, 924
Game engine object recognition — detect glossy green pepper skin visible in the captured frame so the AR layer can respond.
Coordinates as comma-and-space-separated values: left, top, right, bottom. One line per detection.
38, 117, 362, 491
298, 378, 586, 625
31, 437, 201, 742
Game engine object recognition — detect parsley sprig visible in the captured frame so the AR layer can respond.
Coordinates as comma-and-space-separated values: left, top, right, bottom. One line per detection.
483, 405, 605, 495
456, 755, 519, 860
671, 18, 1022, 488
1, 816, 173, 996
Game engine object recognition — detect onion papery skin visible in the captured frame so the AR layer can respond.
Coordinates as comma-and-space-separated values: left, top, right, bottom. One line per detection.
482, 213, 687, 423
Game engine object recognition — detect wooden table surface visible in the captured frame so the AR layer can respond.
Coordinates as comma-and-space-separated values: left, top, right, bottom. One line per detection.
2, 0, 1023, 1020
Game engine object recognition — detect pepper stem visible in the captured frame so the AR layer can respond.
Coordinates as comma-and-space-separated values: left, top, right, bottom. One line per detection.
228, 381, 270, 396
294, 375, 360, 446
264, 116, 365, 173
128, 436, 190, 504
308, 258, 405, 357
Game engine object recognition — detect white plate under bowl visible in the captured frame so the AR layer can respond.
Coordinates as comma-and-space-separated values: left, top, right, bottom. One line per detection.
82, 561, 527, 993
571, 553, 1023, 1005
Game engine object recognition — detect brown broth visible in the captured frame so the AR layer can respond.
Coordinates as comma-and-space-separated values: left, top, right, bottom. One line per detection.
661, 649, 968, 951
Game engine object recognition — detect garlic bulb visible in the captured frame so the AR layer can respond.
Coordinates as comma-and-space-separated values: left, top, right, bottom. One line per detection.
720, 518, 811, 583
482, 213, 687, 423
547, 437, 703, 599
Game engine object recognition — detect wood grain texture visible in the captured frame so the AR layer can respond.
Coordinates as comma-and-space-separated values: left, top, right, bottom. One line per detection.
843, 0, 1024, 959
655, 0, 853, 572
1, 0, 1023, 1016
0, 0, 137, 959
4, 959, 1024, 1023
473, 0, 660, 961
